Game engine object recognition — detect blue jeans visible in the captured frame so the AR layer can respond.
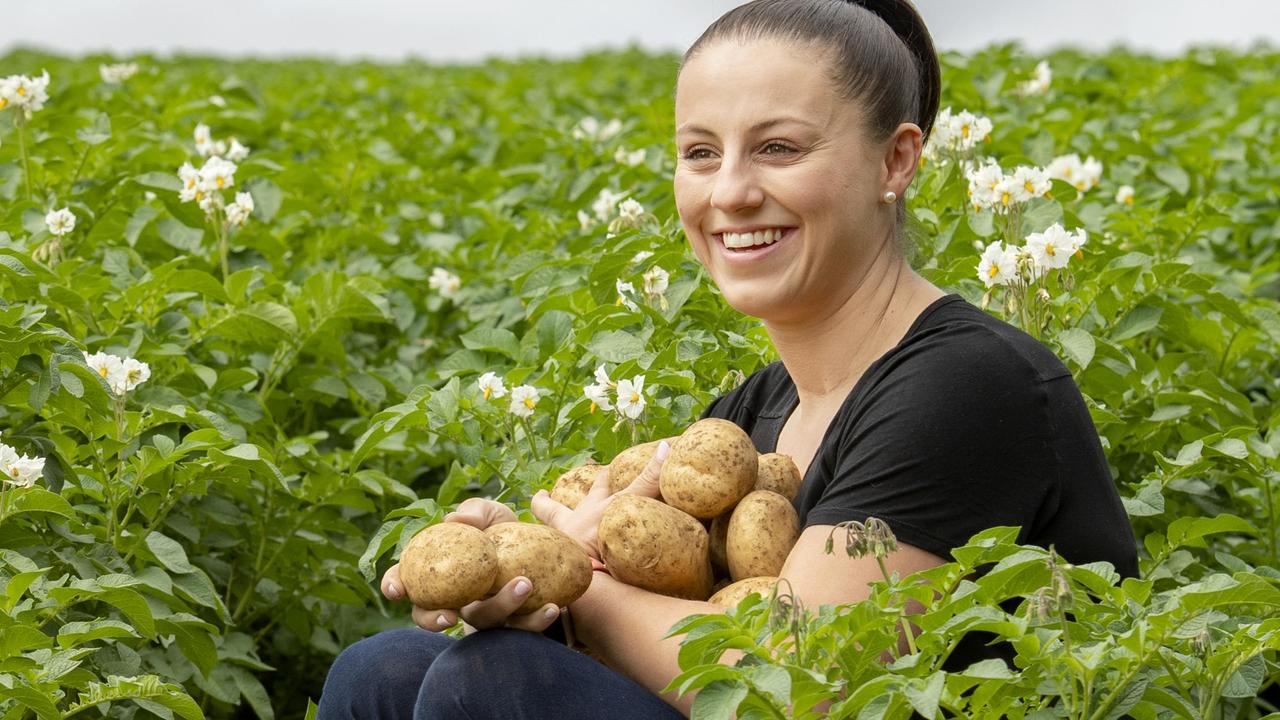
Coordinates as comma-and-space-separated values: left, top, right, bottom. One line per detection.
316, 627, 686, 720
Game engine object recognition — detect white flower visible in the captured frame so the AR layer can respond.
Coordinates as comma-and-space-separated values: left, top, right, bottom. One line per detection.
976, 241, 1019, 288
84, 350, 123, 385
198, 156, 237, 193
509, 385, 539, 418
594, 364, 613, 387
44, 208, 75, 237
614, 375, 646, 420
642, 266, 669, 296
1046, 154, 1082, 186
615, 279, 638, 311
591, 188, 625, 223
225, 192, 254, 227
428, 267, 461, 299
194, 123, 215, 157
1018, 60, 1052, 96
614, 147, 646, 166
571, 116, 600, 141
630, 251, 653, 264
965, 160, 1003, 211
99, 62, 138, 83
178, 162, 199, 202
198, 193, 222, 214
116, 357, 151, 394
576, 209, 595, 231
1077, 156, 1104, 191
1011, 165, 1051, 201
1025, 224, 1081, 274
0, 443, 44, 488
0, 71, 50, 119
617, 199, 644, 223
477, 371, 508, 400
600, 119, 623, 141
226, 138, 250, 162
583, 383, 613, 413
208, 94, 227, 108
1115, 185, 1135, 205
992, 176, 1020, 213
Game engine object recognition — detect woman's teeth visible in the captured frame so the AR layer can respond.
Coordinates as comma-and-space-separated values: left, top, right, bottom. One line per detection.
721, 228, 784, 249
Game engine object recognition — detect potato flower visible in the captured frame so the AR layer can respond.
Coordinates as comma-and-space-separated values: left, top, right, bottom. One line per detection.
0, 442, 45, 488
1017, 60, 1052, 96
226, 138, 251, 162
583, 383, 613, 413
614, 375, 646, 420
923, 107, 992, 163
83, 351, 150, 396
225, 192, 255, 227
198, 157, 237, 193
1116, 185, 1135, 205
615, 279, 638, 311
572, 116, 623, 143
477, 372, 508, 401
976, 241, 1019, 288
44, 208, 75, 237
0, 71, 51, 119
614, 147, 646, 167
1025, 224, 1086, 275
509, 385, 539, 419
428, 267, 461, 299
591, 188, 626, 223
99, 62, 139, 83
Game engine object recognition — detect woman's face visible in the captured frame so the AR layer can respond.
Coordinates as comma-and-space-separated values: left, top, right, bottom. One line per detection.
674, 38, 896, 324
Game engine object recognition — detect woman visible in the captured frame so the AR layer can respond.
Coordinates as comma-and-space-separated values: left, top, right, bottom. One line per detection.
318, 1, 1139, 717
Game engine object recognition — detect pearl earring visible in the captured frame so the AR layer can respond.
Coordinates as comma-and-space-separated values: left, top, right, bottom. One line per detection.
882, 190, 897, 204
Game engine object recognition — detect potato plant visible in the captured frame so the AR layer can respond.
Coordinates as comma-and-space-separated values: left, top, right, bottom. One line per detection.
0, 40, 1278, 719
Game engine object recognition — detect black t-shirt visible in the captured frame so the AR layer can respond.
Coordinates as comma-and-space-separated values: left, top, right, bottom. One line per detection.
700, 293, 1140, 579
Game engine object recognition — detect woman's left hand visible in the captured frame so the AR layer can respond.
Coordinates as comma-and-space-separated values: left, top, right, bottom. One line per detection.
531, 440, 670, 559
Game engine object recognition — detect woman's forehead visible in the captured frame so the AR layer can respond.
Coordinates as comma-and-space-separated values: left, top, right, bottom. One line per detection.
675, 38, 848, 130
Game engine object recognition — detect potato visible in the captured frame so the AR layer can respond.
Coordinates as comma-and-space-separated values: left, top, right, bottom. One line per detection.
598, 494, 713, 600
399, 523, 499, 610
659, 419, 757, 519
709, 576, 780, 607
756, 453, 802, 501
709, 511, 731, 576
550, 463, 603, 509
608, 440, 661, 493
727, 490, 799, 581
484, 522, 593, 613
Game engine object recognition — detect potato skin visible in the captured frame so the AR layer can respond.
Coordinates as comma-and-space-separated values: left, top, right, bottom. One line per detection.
608, 440, 661, 493
399, 523, 499, 610
709, 576, 780, 607
727, 490, 799, 581
550, 463, 603, 509
756, 453, 803, 501
484, 523, 593, 613
659, 419, 757, 519
599, 495, 713, 600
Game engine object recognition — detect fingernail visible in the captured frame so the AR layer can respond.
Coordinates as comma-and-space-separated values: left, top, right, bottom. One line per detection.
443, 512, 457, 522
514, 579, 531, 596
544, 607, 560, 620
656, 440, 670, 461
388, 582, 401, 598
437, 614, 453, 628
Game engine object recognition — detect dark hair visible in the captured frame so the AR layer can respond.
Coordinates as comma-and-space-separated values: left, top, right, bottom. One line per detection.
681, 0, 940, 145
678, 0, 941, 254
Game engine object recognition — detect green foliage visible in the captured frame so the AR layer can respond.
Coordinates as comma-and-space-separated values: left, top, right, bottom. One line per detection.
0, 41, 1278, 718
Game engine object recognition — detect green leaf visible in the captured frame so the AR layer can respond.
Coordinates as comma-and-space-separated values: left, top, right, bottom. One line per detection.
1221, 653, 1266, 698
460, 327, 522, 359
904, 672, 944, 720
690, 680, 748, 720
587, 329, 646, 363
1056, 328, 1095, 369
230, 665, 276, 720
7, 487, 75, 519
58, 618, 140, 646
0, 683, 60, 720
1111, 305, 1162, 342
146, 531, 197, 574
1153, 162, 1191, 195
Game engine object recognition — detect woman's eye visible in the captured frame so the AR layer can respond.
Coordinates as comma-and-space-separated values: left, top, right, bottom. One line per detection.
763, 142, 795, 154
682, 148, 714, 160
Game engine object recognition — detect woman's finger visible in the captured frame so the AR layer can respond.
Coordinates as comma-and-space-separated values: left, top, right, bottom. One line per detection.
619, 439, 670, 498
504, 603, 562, 633
411, 605, 458, 632
381, 562, 404, 601
460, 575, 534, 629
530, 489, 567, 527
447, 497, 517, 529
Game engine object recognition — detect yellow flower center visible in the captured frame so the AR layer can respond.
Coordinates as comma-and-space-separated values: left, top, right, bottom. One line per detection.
216, 177, 226, 188
523, 398, 535, 409
16, 87, 26, 96
1024, 181, 1036, 193
988, 264, 1000, 279
629, 392, 640, 403
1001, 192, 1011, 205
483, 387, 491, 400
0, 98, 7, 109
960, 124, 971, 138
1045, 243, 1057, 257
98, 366, 109, 378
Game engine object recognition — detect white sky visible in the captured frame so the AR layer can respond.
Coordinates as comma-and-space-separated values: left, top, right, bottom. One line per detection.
5, 0, 1279, 61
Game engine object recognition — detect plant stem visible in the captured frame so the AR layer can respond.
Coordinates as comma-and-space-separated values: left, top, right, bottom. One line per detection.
16, 115, 33, 201
875, 555, 918, 655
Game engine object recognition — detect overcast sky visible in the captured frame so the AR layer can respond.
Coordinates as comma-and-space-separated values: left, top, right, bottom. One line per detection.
5, 1, 1279, 61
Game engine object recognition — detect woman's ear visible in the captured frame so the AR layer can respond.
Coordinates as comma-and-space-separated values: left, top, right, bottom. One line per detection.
883, 122, 923, 197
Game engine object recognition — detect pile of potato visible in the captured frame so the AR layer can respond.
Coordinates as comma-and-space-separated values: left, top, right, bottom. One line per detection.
395, 418, 802, 613
556, 418, 802, 607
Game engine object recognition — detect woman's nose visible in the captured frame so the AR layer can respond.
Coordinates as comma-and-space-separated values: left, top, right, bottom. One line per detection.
709, 157, 765, 212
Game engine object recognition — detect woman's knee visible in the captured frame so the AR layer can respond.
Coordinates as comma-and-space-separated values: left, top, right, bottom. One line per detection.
317, 627, 453, 720
415, 630, 566, 719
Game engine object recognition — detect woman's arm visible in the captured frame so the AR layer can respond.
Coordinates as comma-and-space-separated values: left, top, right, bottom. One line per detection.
568, 525, 947, 716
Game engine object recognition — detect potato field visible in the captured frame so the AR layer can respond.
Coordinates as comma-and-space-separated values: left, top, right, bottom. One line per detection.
1, 42, 1279, 718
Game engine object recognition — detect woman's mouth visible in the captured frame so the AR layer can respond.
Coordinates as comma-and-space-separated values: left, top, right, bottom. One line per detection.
713, 227, 796, 261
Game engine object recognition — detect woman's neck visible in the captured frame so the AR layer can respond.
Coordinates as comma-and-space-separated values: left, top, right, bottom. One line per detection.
763, 251, 942, 414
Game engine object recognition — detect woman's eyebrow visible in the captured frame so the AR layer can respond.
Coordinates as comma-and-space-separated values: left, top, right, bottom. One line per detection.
676, 116, 819, 136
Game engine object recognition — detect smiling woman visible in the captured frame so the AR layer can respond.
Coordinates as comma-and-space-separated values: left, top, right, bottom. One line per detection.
316, 1, 1138, 718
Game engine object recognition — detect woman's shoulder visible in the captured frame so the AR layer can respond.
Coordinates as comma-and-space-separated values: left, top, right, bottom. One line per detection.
891, 295, 1074, 386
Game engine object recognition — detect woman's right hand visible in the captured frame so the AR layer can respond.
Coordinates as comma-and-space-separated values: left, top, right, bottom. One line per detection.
379, 497, 563, 634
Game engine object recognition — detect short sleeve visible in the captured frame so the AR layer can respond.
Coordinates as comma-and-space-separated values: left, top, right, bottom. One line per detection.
801, 326, 1059, 561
